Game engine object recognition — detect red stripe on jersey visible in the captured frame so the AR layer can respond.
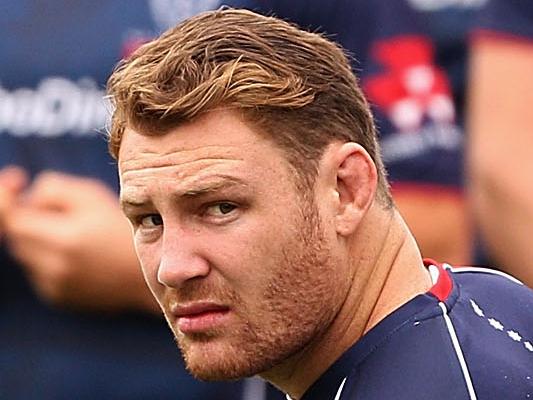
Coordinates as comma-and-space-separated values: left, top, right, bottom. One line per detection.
424, 259, 453, 302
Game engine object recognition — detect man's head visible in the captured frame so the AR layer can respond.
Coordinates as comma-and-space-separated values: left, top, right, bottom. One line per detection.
107, 8, 390, 204
110, 8, 392, 383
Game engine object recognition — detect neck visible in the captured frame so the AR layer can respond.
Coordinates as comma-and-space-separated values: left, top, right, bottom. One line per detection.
262, 205, 432, 399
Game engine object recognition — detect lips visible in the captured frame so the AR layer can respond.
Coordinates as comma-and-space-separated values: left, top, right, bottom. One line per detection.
170, 302, 231, 334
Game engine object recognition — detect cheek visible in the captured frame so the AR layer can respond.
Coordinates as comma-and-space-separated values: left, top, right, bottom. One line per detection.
134, 241, 162, 293
198, 228, 282, 307
210, 236, 267, 284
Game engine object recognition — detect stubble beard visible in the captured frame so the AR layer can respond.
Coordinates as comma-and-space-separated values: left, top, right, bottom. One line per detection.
167, 199, 341, 382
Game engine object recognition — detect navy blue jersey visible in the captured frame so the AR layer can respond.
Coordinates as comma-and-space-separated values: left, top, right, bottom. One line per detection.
223, 0, 477, 188
0, 2, 284, 399
475, 0, 533, 39
295, 262, 533, 399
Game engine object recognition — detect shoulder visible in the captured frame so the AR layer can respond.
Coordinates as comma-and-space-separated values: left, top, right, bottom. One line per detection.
443, 265, 533, 399
337, 264, 533, 399
448, 264, 533, 323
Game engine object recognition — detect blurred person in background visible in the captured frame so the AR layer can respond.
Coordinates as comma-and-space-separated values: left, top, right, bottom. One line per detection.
0, 1, 284, 399
468, 0, 533, 287
224, 0, 490, 266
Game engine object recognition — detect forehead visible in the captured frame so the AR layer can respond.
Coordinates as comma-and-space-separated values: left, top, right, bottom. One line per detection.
120, 111, 253, 163
118, 110, 293, 194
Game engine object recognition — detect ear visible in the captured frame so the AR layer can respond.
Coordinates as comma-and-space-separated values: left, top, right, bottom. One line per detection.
333, 142, 378, 236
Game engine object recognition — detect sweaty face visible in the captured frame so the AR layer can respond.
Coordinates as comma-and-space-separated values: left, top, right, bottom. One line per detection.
118, 110, 344, 380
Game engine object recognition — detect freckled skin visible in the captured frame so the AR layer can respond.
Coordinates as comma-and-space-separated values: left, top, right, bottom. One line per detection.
118, 110, 351, 380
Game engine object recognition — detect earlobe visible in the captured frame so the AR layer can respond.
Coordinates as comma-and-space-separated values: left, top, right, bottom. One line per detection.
334, 143, 377, 236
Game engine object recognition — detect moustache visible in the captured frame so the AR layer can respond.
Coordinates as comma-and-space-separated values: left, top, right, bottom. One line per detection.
161, 279, 241, 311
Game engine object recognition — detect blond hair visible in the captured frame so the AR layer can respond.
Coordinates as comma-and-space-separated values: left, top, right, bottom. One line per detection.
107, 8, 391, 204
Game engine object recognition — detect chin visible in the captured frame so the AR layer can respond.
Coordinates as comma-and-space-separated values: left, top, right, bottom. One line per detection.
183, 346, 262, 381
177, 333, 271, 381
187, 363, 254, 381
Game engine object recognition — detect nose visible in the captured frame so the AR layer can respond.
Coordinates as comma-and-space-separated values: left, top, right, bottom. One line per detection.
157, 226, 210, 288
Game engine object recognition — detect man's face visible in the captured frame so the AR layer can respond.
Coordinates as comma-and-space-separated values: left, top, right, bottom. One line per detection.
118, 110, 346, 380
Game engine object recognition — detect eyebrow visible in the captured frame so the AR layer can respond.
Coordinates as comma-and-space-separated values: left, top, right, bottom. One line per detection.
182, 176, 249, 198
120, 196, 151, 211
120, 175, 249, 210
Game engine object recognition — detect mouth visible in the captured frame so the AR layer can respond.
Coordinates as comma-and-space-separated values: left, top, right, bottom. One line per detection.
170, 302, 231, 334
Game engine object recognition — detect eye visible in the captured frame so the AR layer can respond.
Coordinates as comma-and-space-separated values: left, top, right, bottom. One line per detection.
139, 214, 163, 228
205, 202, 238, 217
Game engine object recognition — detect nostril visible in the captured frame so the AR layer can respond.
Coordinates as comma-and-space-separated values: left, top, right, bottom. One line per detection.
156, 256, 211, 288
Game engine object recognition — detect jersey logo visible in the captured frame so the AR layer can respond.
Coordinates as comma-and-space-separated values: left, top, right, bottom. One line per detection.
365, 35, 454, 133
363, 35, 462, 163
